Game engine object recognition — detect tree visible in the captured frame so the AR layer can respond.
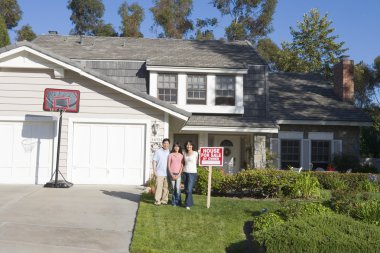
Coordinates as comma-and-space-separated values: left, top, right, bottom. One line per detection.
15, 24, 36, 41
354, 62, 376, 108
0, 16, 10, 47
92, 22, 117, 36
67, 0, 105, 36
150, 0, 193, 39
0, 0, 22, 29
277, 8, 347, 78
256, 38, 280, 69
119, 1, 144, 37
194, 18, 217, 40
212, 0, 277, 42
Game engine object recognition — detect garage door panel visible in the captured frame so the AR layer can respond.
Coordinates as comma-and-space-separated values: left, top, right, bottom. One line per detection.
91, 125, 108, 169
0, 124, 13, 167
71, 122, 145, 185
73, 125, 91, 167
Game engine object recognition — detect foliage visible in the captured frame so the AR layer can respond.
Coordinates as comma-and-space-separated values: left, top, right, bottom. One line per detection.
220, 169, 302, 198
276, 8, 347, 79
0, 15, 10, 47
332, 153, 360, 172
252, 212, 284, 231
265, 149, 277, 169
118, 1, 144, 37
288, 172, 321, 199
313, 172, 348, 190
313, 172, 379, 192
351, 199, 380, 226
15, 24, 36, 41
92, 21, 117, 36
253, 213, 380, 253
354, 61, 377, 108
145, 175, 156, 195
150, 0, 193, 39
193, 18, 217, 40
361, 106, 380, 157
195, 167, 224, 195
256, 38, 280, 69
276, 201, 333, 221
67, 0, 105, 36
212, 0, 277, 42
0, 0, 22, 29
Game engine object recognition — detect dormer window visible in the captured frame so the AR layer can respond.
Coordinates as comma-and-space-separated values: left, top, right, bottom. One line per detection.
158, 74, 177, 104
187, 74, 206, 105
215, 75, 235, 105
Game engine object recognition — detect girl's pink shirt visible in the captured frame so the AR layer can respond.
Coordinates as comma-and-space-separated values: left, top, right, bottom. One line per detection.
168, 153, 184, 174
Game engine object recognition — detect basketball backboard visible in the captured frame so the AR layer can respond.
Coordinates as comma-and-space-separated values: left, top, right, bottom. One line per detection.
43, 88, 80, 113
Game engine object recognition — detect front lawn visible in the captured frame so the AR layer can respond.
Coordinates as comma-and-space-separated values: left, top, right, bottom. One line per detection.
130, 193, 281, 253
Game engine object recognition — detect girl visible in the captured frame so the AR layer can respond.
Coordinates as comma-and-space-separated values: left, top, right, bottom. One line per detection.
183, 140, 198, 210
168, 143, 184, 206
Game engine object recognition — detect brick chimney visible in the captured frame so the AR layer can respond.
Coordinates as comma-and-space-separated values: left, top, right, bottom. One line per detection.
333, 58, 354, 103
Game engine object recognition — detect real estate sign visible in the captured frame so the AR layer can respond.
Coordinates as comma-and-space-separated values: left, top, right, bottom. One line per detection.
199, 147, 224, 166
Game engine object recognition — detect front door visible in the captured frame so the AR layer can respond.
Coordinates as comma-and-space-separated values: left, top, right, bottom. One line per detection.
213, 136, 241, 174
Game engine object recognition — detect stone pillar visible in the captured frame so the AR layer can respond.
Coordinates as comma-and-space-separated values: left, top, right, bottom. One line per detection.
254, 135, 266, 169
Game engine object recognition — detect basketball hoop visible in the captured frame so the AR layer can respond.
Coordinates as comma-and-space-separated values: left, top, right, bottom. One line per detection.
43, 88, 80, 188
21, 138, 37, 153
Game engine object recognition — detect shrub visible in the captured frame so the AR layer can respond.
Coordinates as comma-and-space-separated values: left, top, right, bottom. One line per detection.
195, 167, 224, 195
253, 214, 380, 253
220, 169, 301, 198
252, 212, 284, 232
313, 172, 379, 192
313, 172, 348, 190
350, 200, 380, 226
288, 173, 321, 199
276, 201, 333, 220
332, 154, 360, 172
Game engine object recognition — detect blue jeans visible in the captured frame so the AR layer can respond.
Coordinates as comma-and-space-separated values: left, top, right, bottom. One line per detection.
184, 173, 197, 207
170, 175, 181, 206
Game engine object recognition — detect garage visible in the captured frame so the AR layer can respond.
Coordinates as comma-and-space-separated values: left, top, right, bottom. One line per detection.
70, 121, 146, 185
0, 119, 55, 184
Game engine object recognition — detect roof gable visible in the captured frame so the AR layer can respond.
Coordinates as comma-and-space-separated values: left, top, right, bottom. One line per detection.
0, 42, 191, 120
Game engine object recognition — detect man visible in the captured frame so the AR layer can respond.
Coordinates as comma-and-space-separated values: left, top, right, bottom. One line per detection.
152, 138, 170, 205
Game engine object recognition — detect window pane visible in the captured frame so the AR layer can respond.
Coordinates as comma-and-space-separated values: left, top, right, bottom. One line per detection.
158, 74, 177, 103
311, 140, 330, 169
215, 75, 235, 105
280, 140, 300, 169
187, 74, 207, 105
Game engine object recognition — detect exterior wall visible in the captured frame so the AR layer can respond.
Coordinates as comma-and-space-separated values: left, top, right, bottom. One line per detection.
278, 125, 360, 157
78, 60, 149, 93
0, 68, 166, 179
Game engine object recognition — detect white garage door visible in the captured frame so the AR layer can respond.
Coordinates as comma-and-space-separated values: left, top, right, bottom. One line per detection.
0, 120, 54, 184
71, 123, 145, 185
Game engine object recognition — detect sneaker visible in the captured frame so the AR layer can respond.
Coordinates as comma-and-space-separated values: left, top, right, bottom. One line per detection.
154, 201, 161, 206
186, 206, 190, 210
161, 202, 168, 205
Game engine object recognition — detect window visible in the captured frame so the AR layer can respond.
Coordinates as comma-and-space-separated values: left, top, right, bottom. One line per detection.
187, 75, 207, 104
215, 76, 235, 105
158, 74, 177, 104
281, 140, 300, 169
311, 140, 330, 169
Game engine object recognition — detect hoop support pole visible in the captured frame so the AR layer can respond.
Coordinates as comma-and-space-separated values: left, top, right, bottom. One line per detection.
54, 109, 63, 187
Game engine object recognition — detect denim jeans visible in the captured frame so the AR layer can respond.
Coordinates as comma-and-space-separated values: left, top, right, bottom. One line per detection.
184, 173, 197, 207
170, 175, 181, 206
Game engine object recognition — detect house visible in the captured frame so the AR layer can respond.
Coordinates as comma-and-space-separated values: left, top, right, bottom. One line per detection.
0, 35, 371, 185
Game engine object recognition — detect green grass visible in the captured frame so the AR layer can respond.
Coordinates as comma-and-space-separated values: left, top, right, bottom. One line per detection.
130, 193, 281, 253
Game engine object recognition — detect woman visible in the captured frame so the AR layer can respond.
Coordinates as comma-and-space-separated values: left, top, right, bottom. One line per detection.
183, 140, 198, 210
168, 143, 184, 206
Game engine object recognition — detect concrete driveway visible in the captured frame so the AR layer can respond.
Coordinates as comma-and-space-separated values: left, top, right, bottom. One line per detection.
0, 185, 142, 253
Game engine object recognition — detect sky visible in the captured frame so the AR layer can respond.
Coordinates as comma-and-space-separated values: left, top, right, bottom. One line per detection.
8, 0, 380, 65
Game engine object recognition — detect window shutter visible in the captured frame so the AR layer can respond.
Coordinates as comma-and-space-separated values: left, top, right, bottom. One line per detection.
270, 138, 280, 169
332, 140, 342, 156
302, 139, 311, 170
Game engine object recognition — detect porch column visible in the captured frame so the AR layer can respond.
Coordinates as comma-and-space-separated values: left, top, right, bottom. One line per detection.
254, 135, 266, 169
198, 132, 208, 150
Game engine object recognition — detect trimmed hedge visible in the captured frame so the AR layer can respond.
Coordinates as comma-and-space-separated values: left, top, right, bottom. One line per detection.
254, 214, 380, 253
195, 167, 224, 195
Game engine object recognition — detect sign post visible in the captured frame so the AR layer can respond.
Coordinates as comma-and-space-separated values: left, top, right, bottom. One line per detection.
199, 147, 224, 208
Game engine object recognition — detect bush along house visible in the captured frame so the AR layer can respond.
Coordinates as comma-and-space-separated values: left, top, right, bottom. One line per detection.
0, 35, 371, 185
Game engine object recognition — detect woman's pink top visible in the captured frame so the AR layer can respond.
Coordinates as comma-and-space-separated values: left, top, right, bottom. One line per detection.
168, 153, 184, 174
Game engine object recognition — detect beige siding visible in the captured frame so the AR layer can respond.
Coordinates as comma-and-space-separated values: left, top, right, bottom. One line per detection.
0, 68, 166, 178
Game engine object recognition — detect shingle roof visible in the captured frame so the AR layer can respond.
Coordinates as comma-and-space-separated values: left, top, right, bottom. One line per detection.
0, 41, 191, 119
186, 114, 277, 128
32, 35, 266, 68
268, 72, 371, 123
